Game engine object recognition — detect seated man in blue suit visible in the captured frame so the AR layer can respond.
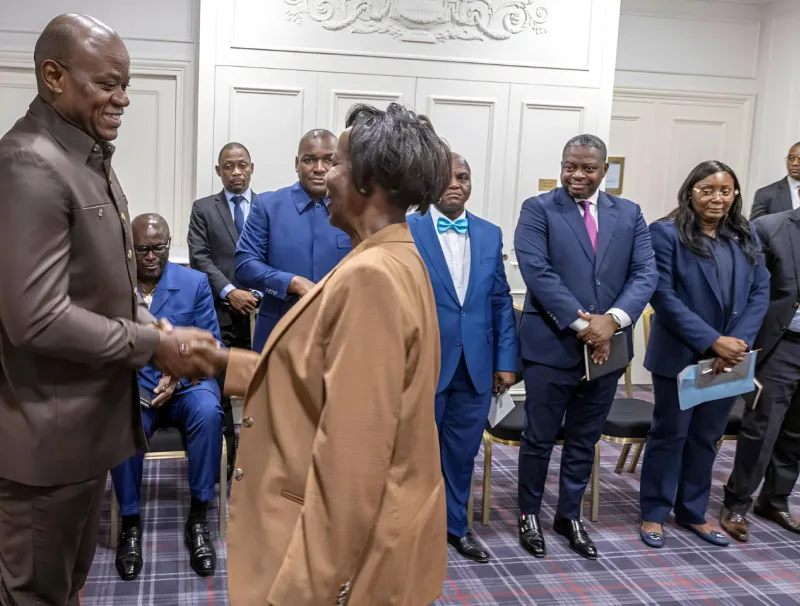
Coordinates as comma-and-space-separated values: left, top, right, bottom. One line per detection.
235, 129, 352, 351
409, 153, 517, 563
112, 214, 223, 581
514, 135, 657, 560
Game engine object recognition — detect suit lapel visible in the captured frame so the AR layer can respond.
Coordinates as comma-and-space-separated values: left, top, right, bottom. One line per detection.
696, 255, 724, 312
415, 213, 460, 304
148, 263, 177, 316
787, 217, 800, 298
779, 178, 793, 213
214, 191, 238, 243
463, 212, 482, 307
556, 188, 595, 263
595, 193, 619, 269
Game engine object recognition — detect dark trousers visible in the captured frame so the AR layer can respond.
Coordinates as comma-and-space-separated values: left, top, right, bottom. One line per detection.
111, 387, 223, 516
0, 474, 105, 606
434, 357, 492, 537
217, 309, 251, 476
640, 374, 735, 525
517, 361, 620, 521
725, 333, 800, 513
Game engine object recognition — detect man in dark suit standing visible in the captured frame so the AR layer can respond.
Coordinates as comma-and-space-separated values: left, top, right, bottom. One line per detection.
188, 142, 258, 477
750, 142, 800, 219
514, 135, 657, 560
721, 207, 800, 541
0, 15, 216, 605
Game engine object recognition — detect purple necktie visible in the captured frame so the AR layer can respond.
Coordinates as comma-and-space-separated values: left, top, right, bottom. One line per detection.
580, 200, 598, 253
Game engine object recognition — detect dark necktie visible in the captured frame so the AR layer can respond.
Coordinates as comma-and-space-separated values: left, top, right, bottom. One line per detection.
231, 195, 245, 236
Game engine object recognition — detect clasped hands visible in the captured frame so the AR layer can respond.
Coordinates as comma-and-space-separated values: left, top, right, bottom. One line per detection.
576, 310, 619, 365
710, 335, 748, 375
149, 319, 231, 406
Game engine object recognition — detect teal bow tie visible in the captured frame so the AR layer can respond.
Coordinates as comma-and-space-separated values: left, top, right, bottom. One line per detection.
437, 216, 468, 235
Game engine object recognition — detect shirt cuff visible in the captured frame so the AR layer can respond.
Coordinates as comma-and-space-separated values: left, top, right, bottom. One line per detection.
570, 317, 590, 332
607, 307, 632, 329
220, 284, 235, 300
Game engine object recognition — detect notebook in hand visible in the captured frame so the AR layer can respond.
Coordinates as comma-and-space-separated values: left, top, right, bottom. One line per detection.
583, 331, 628, 381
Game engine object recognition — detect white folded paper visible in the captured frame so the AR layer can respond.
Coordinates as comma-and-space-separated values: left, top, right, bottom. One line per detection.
487, 391, 515, 427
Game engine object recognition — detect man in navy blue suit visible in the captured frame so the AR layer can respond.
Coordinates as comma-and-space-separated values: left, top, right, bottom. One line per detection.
409, 153, 517, 563
112, 215, 224, 581
235, 130, 352, 351
514, 135, 657, 560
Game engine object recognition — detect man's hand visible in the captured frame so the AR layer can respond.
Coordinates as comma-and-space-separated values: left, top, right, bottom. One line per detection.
288, 275, 315, 298
152, 374, 179, 407
151, 327, 220, 380
227, 289, 258, 315
493, 371, 517, 394
185, 340, 231, 373
590, 340, 611, 365
576, 310, 618, 345
711, 336, 748, 367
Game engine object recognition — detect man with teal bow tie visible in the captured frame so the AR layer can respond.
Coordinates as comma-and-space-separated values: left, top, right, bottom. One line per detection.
408, 153, 518, 563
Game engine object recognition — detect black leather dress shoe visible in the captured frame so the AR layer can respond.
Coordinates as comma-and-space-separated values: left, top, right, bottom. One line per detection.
115, 523, 143, 581
447, 533, 490, 563
185, 521, 216, 577
553, 514, 597, 560
518, 514, 546, 558
754, 501, 800, 534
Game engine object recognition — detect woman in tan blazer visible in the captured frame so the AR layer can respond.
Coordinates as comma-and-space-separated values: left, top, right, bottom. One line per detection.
194, 103, 452, 605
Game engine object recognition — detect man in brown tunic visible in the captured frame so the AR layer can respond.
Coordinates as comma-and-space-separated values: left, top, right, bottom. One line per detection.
0, 14, 217, 606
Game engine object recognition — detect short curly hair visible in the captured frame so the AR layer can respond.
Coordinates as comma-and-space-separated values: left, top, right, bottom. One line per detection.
344, 103, 451, 215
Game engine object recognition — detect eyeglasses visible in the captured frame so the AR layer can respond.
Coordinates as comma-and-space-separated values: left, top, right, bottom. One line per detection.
692, 188, 739, 202
134, 241, 170, 256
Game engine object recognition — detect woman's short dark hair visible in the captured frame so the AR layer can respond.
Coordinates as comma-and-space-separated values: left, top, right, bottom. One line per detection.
344, 103, 451, 215
663, 160, 759, 264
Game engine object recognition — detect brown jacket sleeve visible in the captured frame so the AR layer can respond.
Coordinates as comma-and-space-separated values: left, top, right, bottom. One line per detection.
0, 150, 159, 368
268, 260, 405, 606
223, 347, 260, 397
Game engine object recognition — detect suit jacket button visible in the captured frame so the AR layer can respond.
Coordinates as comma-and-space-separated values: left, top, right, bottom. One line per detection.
234, 468, 244, 481
127, 250, 133, 259
455, 341, 462, 347
781, 326, 787, 332
460, 311, 465, 317
242, 416, 253, 428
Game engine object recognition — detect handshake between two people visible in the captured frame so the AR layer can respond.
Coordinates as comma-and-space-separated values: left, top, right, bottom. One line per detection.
576, 309, 620, 366
149, 319, 232, 406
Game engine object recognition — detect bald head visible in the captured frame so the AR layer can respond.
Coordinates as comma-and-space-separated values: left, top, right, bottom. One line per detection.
34, 14, 119, 93
132, 214, 170, 241
452, 152, 471, 173
297, 129, 336, 155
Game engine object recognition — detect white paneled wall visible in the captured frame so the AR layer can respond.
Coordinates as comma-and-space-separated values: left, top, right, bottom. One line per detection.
198, 0, 623, 309
0, 1, 198, 254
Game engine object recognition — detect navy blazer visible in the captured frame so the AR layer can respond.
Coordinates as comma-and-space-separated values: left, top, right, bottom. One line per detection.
408, 211, 517, 395
644, 220, 770, 378
513, 187, 657, 369
234, 181, 352, 351
138, 262, 221, 396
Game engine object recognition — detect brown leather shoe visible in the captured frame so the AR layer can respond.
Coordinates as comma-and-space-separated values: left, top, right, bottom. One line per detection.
753, 501, 800, 534
719, 506, 748, 542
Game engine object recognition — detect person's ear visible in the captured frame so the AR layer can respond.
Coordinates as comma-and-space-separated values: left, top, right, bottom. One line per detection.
41, 60, 67, 96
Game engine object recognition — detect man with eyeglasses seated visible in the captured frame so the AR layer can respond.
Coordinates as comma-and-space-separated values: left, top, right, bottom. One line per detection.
750, 142, 800, 219
111, 213, 224, 581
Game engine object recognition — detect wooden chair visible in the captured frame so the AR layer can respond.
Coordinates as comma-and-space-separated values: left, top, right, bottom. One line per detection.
110, 429, 228, 547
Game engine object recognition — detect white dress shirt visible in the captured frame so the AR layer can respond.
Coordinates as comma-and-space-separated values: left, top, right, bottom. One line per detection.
788, 176, 800, 210
569, 189, 632, 332
221, 188, 253, 300
430, 205, 470, 306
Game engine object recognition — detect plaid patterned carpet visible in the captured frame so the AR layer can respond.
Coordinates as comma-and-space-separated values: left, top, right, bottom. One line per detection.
82, 386, 800, 605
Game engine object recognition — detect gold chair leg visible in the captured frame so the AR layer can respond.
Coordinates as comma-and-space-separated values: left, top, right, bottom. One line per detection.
220, 438, 228, 539
615, 443, 632, 474
625, 366, 633, 398
482, 432, 492, 526
629, 443, 644, 473
467, 475, 474, 530
110, 477, 119, 549
591, 442, 600, 522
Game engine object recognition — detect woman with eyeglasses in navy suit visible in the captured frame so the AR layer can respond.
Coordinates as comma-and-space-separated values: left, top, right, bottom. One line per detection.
639, 160, 770, 548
